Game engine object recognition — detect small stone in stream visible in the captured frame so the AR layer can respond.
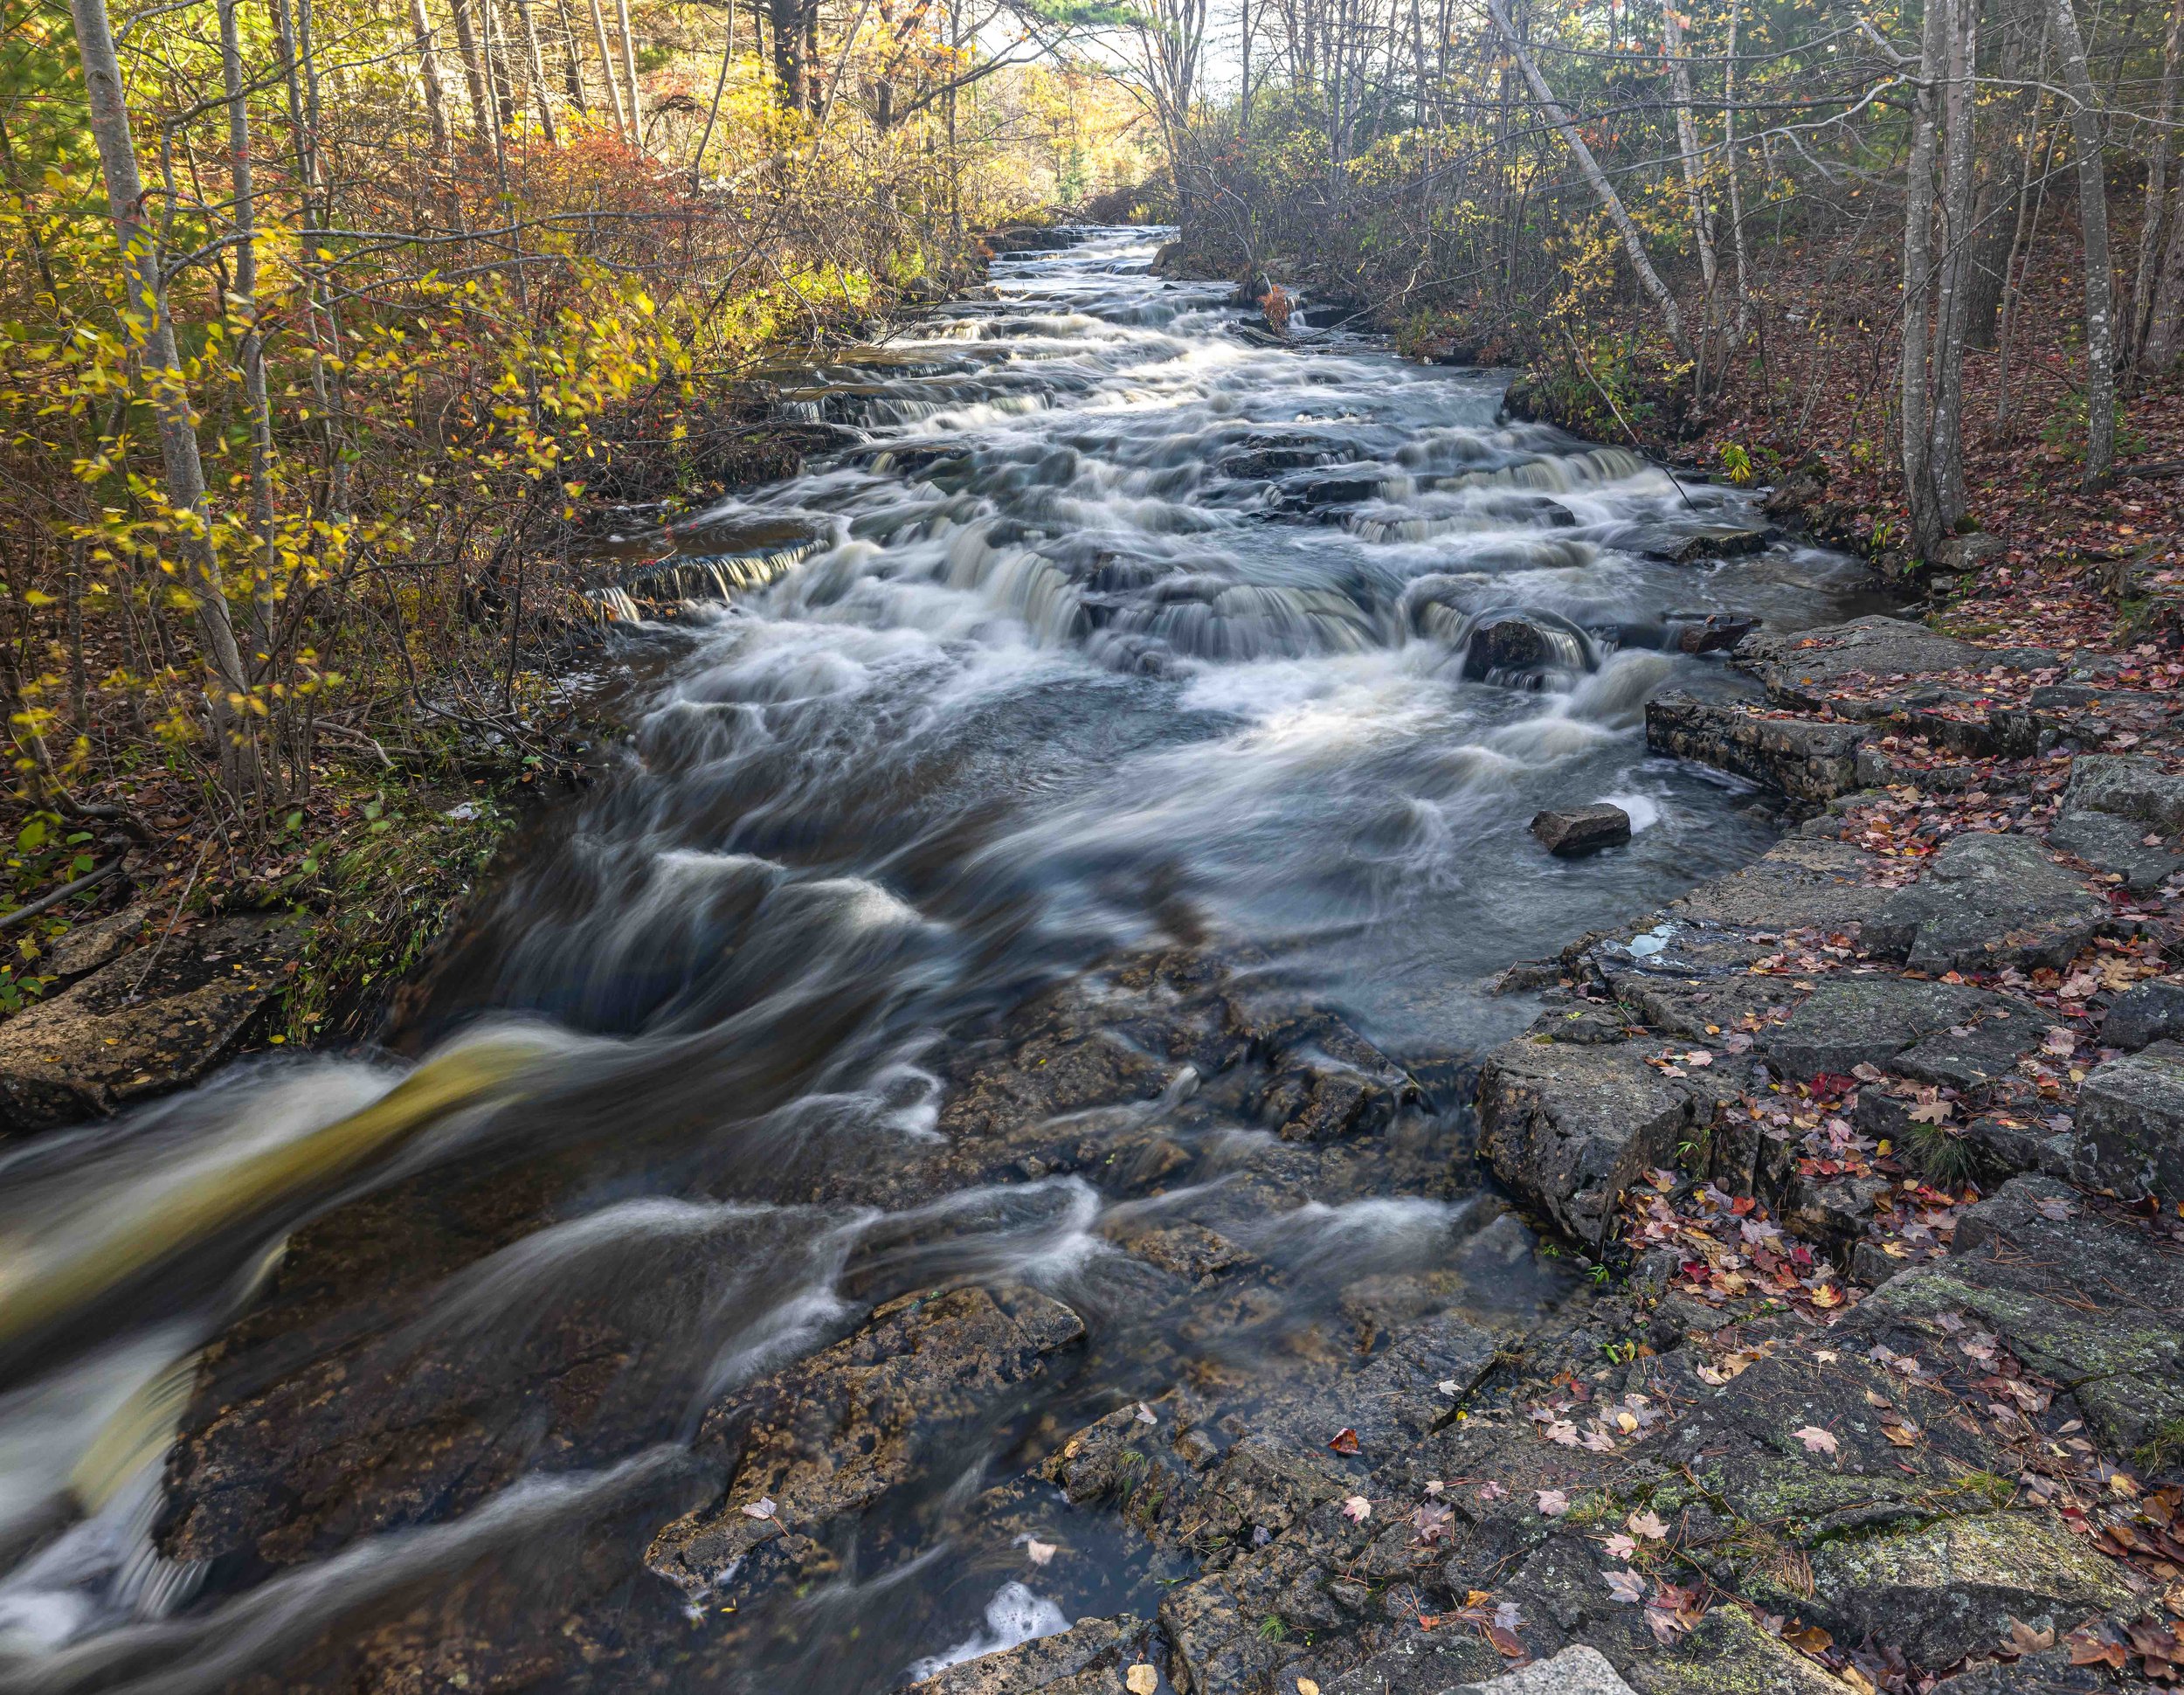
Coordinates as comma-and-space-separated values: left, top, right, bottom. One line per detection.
2102, 978, 2184, 1051
1760, 976, 1994, 1081
2070, 1040, 2184, 1200
1862, 832, 2105, 973
2047, 806, 2183, 893
1531, 805, 1630, 857
1662, 611, 1762, 654
2063, 752, 2184, 833
1476, 1040, 1702, 1249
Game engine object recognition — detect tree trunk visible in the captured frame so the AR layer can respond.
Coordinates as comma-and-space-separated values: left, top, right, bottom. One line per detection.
1899, 0, 1944, 555
407, 0, 455, 156
2127, 0, 2183, 373
69, 0, 257, 795
1723, 0, 1750, 332
614, 0, 643, 130
511, 0, 559, 139
2049, 0, 2118, 488
1662, 5, 1718, 299
1927, 0, 1979, 535
482, 0, 517, 127
586, 0, 630, 133
692, 0, 736, 185
219, 0, 279, 670
449, 0, 494, 136
1483, 0, 1686, 349
552, 0, 588, 106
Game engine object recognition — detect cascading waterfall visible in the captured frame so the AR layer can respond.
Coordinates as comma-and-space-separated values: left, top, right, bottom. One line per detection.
0, 227, 1888, 1695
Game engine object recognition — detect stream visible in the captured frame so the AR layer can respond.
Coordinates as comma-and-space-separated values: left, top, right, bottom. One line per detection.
0, 227, 1883, 1694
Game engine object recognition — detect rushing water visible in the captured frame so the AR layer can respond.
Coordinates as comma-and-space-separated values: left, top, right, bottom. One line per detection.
0, 229, 1881, 1693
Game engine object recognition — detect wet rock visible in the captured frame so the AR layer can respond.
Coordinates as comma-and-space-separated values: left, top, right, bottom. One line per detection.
1317, 1630, 1505, 1693
2063, 753, 2184, 833
1792, 1512, 2129, 1665
909, 1615, 1148, 1694
0, 910, 301, 1131
1640, 524, 1771, 565
1868, 1175, 2184, 1453
1645, 694, 1870, 809
1664, 612, 1762, 654
2102, 978, 2184, 1050
1476, 1041, 1704, 1249
2070, 1041, 2184, 1200
1759, 977, 1995, 1082
1278, 473, 1384, 513
2047, 806, 2183, 892
1531, 806, 1631, 858
34, 900, 149, 982
644, 1283, 1085, 1601
1735, 616, 1982, 711
1861, 833, 2105, 973
1459, 609, 1598, 686
1667, 835, 1892, 935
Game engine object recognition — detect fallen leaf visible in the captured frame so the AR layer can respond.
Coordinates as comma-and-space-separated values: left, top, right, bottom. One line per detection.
1883, 1422, 1920, 1448
1135, 1402, 1158, 1425
1604, 1532, 1637, 1560
1793, 1426, 1839, 1456
1328, 1427, 1361, 1456
2034, 1195, 2077, 1221
1477, 1481, 1507, 1501
2005, 1617, 2056, 1655
1483, 1623, 1526, 1658
1604, 1568, 1647, 1604
738, 1497, 778, 1519
1342, 1495, 1372, 1523
1126, 1667, 1158, 1695
1437, 1378, 1461, 1395
1909, 1100, 1953, 1124
2043, 1027, 2077, 1056
1781, 1622, 1834, 1656
1296, 1681, 1320, 1695
1025, 1537, 1058, 1566
1536, 1489, 1569, 1516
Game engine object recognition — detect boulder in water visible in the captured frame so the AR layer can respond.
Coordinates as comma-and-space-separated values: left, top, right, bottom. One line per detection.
1531, 805, 1632, 857
1454, 607, 1598, 687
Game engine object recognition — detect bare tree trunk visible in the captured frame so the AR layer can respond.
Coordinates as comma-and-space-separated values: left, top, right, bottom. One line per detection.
482, 0, 517, 126
1662, 5, 1718, 300
450, 0, 494, 135
588, 0, 630, 134
553, 0, 589, 106
692, 0, 736, 187
2049, 0, 2118, 488
68, 0, 257, 796
1928, 0, 1979, 534
512, 0, 559, 140
1966, 0, 2041, 349
615, 0, 644, 132
2127, 0, 2183, 373
1900, 0, 1944, 554
1483, 0, 1686, 349
407, 0, 455, 156
218, 0, 279, 672
1723, 0, 1751, 333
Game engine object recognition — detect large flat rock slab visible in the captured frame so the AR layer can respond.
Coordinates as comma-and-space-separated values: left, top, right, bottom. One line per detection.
1863, 1175, 2184, 1453
1736, 615, 1982, 709
2063, 753, 2184, 833
1862, 832, 2106, 973
1761, 975, 1997, 1081
0, 910, 300, 1131
1646, 693, 1870, 808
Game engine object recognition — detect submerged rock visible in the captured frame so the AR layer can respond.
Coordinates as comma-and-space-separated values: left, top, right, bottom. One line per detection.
1531, 806, 1631, 857
1861, 832, 2105, 973
645, 1283, 1085, 1602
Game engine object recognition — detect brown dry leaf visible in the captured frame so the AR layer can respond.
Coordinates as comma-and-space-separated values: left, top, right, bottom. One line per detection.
1328, 1427, 1360, 1456
1793, 1425, 1840, 1456
1883, 1422, 1921, 1448
1126, 1666, 1158, 1695
2005, 1617, 2056, 1656
1782, 1622, 1835, 1656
